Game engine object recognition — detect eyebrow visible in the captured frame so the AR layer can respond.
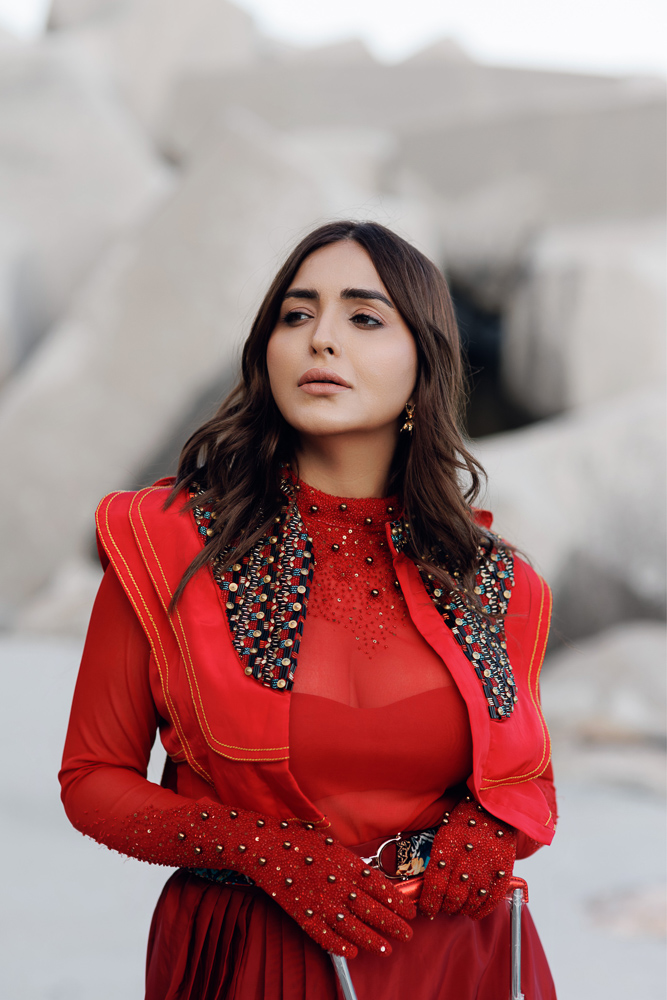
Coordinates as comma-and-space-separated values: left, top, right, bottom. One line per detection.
283, 287, 395, 309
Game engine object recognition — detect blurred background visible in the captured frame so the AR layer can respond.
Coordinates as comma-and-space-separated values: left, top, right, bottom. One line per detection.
0, 1, 664, 998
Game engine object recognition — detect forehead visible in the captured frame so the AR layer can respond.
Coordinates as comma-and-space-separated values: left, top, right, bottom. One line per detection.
291, 241, 386, 292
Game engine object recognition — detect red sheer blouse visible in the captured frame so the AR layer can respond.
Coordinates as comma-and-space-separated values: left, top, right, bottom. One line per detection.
289, 480, 472, 846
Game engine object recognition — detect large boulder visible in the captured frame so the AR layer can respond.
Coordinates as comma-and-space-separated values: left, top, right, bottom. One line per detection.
159, 56, 665, 317
0, 37, 171, 382
113, 0, 261, 129
47, 0, 122, 29
0, 113, 437, 616
501, 219, 666, 416
474, 387, 666, 639
540, 622, 666, 795
50, 0, 263, 132
400, 87, 666, 227
159, 53, 636, 163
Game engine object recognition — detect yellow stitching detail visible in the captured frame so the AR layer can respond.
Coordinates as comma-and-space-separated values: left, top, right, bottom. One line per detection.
217, 754, 290, 762
134, 489, 290, 754
136, 489, 290, 752
123, 491, 215, 779
99, 493, 212, 782
481, 578, 553, 788
97, 493, 214, 784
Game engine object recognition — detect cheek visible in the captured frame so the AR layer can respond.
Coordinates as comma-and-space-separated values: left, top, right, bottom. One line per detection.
365, 336, 417, 398
266, 334, 292, 396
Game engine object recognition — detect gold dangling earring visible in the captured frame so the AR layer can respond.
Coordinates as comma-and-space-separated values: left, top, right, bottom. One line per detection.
400, 402, 415, 433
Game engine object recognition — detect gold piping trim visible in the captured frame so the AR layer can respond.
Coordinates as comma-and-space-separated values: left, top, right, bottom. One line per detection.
133, 489, 290, 755
481, 577, 553, 788
96, 493, 213, 785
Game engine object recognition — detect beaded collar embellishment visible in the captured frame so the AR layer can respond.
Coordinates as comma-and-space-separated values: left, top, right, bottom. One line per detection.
192, 483, 314, 692
390, 521, 517, 720
191, 482, 517, 719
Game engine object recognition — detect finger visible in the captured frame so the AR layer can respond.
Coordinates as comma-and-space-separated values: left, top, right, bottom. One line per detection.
303, 917, 359, 959
347, 893, 413, 943
325, 911, 393, 956
357, 872, 417, 919
418, 878, 446, 918
439, 872, 472, 915
468, 889, 508, 922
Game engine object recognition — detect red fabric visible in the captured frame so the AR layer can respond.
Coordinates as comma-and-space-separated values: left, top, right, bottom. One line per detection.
146, 875, 556, 1000
289, 691, 471, 845
289, 481, 474, 845
89, 481, 556, 844
60, 480, 557, 998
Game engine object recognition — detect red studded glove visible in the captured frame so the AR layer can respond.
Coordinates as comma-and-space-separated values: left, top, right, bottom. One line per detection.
418, 795, 517, 921
91, 799, 414, 958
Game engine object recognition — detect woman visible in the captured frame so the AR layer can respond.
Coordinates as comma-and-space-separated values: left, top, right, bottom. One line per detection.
60, 220, 557, 999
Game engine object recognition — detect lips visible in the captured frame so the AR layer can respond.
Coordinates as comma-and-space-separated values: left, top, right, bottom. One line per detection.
298, 368, 351, 388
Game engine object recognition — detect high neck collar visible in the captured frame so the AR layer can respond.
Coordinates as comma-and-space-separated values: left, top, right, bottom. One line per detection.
293, 477, 399, 532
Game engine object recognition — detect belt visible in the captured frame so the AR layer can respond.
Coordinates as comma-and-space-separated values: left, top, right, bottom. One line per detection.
186, 824, 438, 890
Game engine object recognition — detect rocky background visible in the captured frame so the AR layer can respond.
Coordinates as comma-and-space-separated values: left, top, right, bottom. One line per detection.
0, 1, 664, 997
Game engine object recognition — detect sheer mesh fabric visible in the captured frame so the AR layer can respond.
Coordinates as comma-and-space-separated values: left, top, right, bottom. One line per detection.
289, 481, 473, 846
292, 479, 457, 706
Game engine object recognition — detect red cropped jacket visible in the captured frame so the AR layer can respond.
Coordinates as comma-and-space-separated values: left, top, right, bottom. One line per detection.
60, 481, 556, 863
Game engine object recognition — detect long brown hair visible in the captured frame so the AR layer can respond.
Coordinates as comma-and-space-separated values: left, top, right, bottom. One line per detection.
169, 220, 488, 604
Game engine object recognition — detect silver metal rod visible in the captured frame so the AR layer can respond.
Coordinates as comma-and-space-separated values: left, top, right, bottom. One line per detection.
511, 887, 524, 1000
330, 954, 359, 1000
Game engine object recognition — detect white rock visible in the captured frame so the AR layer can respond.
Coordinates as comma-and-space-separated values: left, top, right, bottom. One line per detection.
0, 115, 329, 611
48, 0, 123, 29
403, 37, 474, 65
541, 622, 666, 742
274, 38, 375, 68
436, 173, 547, 311
502, 219, 667, 415
0, 110, 442, 614
400, 88, 666, 227
160, 52, 638, 163
474, 387, 667, 634
0, 37, 171, 380
95, 0, 261, 130
540, 622, 666, 795
267, 123, 442, 263
15, 556, 103, 636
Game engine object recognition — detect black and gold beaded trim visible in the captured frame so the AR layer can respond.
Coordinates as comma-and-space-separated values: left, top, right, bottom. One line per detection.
390, 520, 517, 721
192, 485, 516, 715
192, 488, 314, 692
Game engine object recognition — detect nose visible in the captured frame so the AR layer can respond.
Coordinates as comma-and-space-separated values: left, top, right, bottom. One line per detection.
309, 309, 341, 357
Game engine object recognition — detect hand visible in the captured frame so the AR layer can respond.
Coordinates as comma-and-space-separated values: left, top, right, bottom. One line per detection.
113, 800, 415, 958
418, 795, 516, 920
243, 814, 416, 958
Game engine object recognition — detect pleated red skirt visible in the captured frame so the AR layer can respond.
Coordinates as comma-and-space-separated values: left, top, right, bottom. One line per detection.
145, 871, 556, 1000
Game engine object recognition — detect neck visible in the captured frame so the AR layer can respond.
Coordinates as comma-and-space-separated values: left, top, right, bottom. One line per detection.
294, 428, 397, 498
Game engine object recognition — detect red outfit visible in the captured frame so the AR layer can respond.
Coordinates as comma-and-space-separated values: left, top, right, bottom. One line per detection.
60, 479, 557, 999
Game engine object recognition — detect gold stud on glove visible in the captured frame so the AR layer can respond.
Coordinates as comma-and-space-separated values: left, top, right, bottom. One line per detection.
93, 800, 415, 958
418, 795, 517, 921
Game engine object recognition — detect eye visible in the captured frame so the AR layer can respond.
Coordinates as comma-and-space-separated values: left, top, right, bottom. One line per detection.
351, 312, 383, 328
282, 309, 312, 325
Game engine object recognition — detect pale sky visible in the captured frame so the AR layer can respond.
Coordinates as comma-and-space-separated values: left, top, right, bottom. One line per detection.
1, 0, 665, 77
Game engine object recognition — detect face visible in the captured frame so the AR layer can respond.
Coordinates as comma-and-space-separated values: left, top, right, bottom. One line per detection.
266, 241, 417, 441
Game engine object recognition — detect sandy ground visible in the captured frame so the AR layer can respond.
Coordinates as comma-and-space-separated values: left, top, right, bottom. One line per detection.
1, 633, 665, 1000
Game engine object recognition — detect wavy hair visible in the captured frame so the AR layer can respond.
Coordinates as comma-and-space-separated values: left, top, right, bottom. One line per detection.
169, 220, 488, 604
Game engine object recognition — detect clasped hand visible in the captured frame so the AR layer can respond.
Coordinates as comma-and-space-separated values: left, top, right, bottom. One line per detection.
419, 795, 517, 920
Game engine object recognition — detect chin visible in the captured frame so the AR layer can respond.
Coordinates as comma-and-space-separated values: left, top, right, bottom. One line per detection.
295, 419, 358, 437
